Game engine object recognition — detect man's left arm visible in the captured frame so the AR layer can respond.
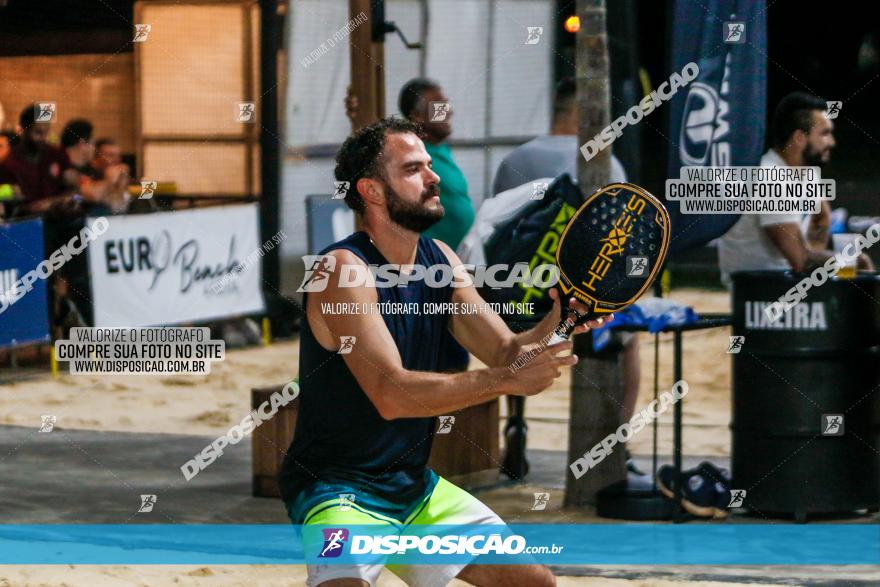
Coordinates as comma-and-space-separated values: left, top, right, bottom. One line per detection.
434, 240, 606, 368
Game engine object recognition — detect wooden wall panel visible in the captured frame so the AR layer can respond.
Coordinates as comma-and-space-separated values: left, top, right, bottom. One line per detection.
135, 1, 259, 195
139, 4, 246, 137
0, 53, 135, 152
143, 142, 247, 194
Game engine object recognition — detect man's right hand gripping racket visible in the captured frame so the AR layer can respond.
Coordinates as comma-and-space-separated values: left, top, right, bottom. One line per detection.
548, 182, 671, 343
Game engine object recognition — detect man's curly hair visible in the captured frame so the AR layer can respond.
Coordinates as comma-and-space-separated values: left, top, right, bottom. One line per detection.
334, 116, 422, 213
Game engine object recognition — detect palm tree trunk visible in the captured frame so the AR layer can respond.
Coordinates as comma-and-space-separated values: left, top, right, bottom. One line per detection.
564, 0, 627, 508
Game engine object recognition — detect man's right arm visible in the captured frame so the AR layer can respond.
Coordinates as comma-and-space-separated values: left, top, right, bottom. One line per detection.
806, 201, 831, 250
310, 249, 576, 419
763, 222, 832, 272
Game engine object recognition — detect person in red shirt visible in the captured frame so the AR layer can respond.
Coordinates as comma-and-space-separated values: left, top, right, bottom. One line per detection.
5, 104, 70, 215
0, 131, 17, 220
0, 131, 13, 167
0, 131, 18, 186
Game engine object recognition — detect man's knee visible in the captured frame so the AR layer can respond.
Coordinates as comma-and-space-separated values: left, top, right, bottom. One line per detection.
501, 565, 556, 587
535, 565, 556, 587
458, 563, 554, 587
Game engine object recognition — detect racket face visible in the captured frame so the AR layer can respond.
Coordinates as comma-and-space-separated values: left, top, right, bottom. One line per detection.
555, 183, 670, 317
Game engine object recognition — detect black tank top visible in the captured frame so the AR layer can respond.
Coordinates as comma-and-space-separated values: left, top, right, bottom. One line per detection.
279, 232, 456, 505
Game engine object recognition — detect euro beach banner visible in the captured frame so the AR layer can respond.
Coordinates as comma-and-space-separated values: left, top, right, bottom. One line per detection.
666, 0, 768, 253
86, 205, 266, 327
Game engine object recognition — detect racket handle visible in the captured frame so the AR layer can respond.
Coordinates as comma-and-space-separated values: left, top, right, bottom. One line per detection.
546, 309, 584, 345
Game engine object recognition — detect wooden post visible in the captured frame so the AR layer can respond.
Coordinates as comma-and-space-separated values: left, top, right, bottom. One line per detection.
564, 0, 626, 508
348, 0, 385, 130
348, 0, 384, 231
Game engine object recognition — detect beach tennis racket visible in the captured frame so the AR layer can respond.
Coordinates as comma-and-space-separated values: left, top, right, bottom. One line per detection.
550, 182, 670, 341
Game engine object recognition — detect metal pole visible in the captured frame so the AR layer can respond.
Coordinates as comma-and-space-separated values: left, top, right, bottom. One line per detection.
259, 0, 281, 299
652, 332, 659, 485
673, 329, 683, 522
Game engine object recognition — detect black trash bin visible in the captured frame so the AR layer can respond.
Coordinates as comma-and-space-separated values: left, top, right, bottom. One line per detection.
731, 271, 880, 522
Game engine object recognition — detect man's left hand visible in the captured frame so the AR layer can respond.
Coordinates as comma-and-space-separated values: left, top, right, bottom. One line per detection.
547, 287, 613, 336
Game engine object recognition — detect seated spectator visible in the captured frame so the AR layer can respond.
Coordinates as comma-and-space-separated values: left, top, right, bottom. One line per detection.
60, 122, 130, 214
90, 138, 122, 178
89, 138, 131, 212
0, 130, 17, 184
0, 131, 20, 220
718, 92, 873, 287
5, 104, 69, 214
0, 130, 13, 167
60, 119, 95, 181
491, 77, 627, 196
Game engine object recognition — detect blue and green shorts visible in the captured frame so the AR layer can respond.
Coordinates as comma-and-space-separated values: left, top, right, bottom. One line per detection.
287, 471, 505, 586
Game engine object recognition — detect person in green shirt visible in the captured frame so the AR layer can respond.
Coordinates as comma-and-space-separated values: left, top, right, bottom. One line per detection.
343, 80, 475, 372
397, 78, 475, 250
390, 79, 475, 375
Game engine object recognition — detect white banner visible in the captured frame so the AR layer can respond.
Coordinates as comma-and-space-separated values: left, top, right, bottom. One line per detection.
87, 205, 266, 327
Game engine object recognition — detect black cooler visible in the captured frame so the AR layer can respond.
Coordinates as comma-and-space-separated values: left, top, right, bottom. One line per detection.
731, 271, 880, 522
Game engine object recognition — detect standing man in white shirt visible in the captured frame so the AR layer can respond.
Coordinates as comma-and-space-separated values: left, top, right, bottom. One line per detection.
719, 91, 872, 288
